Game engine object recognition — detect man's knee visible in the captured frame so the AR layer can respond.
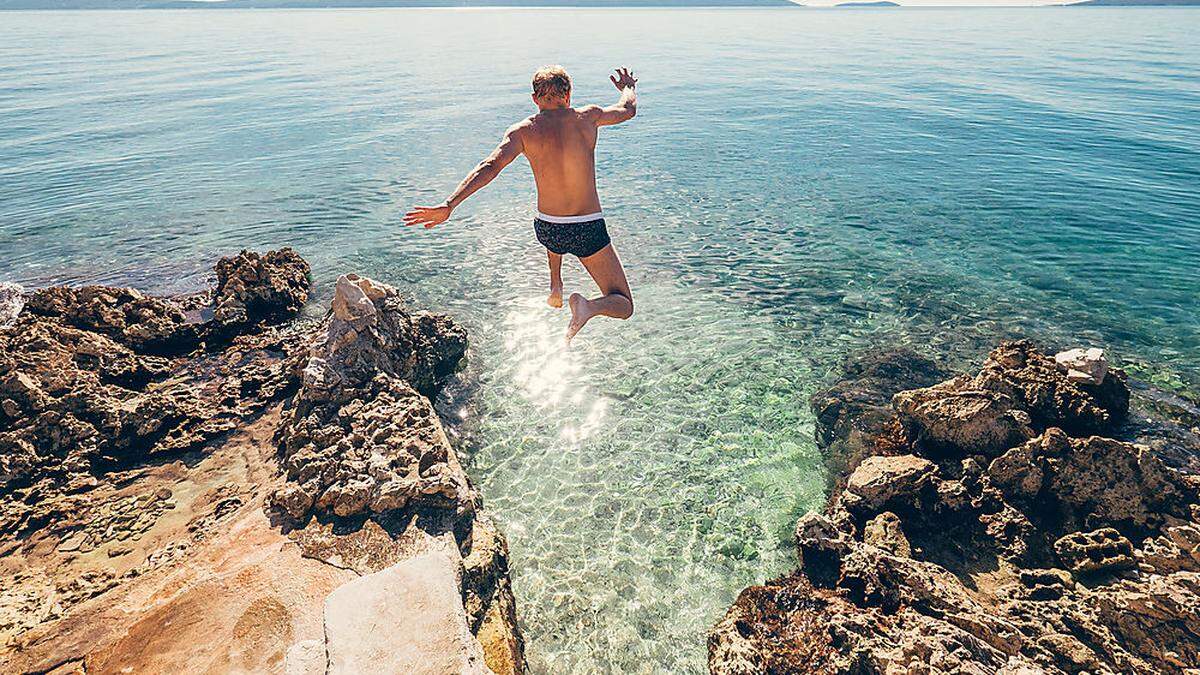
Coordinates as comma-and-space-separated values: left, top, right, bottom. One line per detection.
619, 292, 634, 319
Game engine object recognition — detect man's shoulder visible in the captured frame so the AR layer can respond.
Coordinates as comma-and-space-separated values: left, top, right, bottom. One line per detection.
507, 116, 535, 135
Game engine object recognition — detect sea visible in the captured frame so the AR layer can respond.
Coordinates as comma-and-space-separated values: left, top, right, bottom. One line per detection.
2, 7, 1198, 672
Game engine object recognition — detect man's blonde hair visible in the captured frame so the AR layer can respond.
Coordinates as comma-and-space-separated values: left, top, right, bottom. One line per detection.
532, 65, 571, 100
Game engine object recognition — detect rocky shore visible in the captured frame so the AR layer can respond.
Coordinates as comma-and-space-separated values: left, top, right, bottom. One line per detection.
710, 341, 1200, 673
0, 250, 523, 673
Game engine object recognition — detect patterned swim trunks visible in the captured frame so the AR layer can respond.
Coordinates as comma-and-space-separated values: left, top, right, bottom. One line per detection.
533, 212, 611, 259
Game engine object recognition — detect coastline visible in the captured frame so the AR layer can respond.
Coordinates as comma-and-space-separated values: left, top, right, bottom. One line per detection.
4, 252, 1200, 670
0, 250, 524, 673
709, 341, 1200, 672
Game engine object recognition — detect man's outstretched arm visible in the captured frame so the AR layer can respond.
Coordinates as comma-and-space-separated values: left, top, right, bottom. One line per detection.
403, 123, 525, 228
585, 67, 637, 127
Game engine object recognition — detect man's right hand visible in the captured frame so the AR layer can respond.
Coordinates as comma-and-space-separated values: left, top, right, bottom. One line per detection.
610, 67, 637, 91
403, 202, 452, 228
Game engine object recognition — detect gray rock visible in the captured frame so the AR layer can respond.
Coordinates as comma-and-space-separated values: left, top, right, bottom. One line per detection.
0, 282, 23, 328
323, 552, 493, 675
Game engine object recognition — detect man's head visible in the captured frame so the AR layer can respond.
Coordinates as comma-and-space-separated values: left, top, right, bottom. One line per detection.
532, 65, 571, 109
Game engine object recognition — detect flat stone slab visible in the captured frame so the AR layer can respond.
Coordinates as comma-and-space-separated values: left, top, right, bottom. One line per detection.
323, 552, 492, 675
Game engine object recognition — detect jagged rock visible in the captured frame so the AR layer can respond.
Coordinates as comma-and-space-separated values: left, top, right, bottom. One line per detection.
989, 429, 1196, 537
212, 248, 310, 326
1017, 568, 1074, 601
0, 282, 24, 328
273, 373, 472, 522
1137, 523, 1200, 575
711, 341, 1200, 675
863, 511, 911, 557
301, 274, 466, 399
810, 349, 949, 482
894, 379, 1034, 456
842, 454, 936, 514
793, 512, 851, 588
271, 274, 469, 523
1054, 528, 1137, 576
708, 574, 839, 675
977, 340, 1129, 434
894, 341, 1130, 458
462, 516, 526, 675
1054, 347, 1108, 386
0, 250, 307, 540
22, 284, 197, 352
1, 256, 523, 674
322, 552, 492, 675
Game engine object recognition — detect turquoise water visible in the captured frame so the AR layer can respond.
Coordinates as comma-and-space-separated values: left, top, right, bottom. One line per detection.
3, 8, 1199, 672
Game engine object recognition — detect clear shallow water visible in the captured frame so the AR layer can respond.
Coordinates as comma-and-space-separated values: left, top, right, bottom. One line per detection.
2, 8, 1199, 672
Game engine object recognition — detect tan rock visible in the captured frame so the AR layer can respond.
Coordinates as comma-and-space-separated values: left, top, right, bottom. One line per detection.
323, 552, 492, 675
863, 511, 911, 557
844, 454, 937, 514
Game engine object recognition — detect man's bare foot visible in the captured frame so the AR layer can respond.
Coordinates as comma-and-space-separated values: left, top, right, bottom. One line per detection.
566, 293, 592, 343
548, 282, 563, 309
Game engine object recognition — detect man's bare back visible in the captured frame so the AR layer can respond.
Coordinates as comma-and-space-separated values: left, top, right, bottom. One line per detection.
521, 102, 620, 215
403, 65, 638, 342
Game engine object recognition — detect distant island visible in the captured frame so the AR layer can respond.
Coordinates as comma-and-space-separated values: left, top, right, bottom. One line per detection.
1067, 0, 1200, 5
835, 1, 898, 5
3, 0, 798, 7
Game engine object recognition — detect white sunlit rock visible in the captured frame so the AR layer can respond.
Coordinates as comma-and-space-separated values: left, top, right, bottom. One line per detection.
1054, 347, 1108, 386
323, 552, 492, 675
0, 282, 24, 328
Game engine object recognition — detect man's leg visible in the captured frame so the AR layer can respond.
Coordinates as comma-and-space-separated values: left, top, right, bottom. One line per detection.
547, 251, 564, 308
567, 244, 633, 341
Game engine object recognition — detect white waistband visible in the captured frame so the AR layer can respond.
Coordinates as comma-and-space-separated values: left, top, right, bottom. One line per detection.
536, 210, 603, 224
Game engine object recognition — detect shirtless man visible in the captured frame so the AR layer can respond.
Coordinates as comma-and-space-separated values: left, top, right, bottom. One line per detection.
403, 65, 637, 341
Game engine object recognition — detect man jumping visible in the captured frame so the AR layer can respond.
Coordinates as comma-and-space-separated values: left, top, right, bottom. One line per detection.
403, 65, 637, 342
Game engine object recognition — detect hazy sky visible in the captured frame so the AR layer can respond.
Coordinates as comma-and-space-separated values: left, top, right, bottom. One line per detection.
799, 1, 1064, 4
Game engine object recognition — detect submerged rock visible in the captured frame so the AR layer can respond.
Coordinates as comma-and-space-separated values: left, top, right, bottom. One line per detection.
810, 349, 949, 484
710, 341, 1200, 674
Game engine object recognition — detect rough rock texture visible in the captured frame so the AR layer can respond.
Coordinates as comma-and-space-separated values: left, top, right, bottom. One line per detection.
1, 259, 523, 674
212, 248, 311, 327
894, 340, 1130, 456
710, 341, 1200, 674
301, 274, 467, 399
0, 250, 310, 542
267, 274, 520, 675
270, 274, 470, 524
